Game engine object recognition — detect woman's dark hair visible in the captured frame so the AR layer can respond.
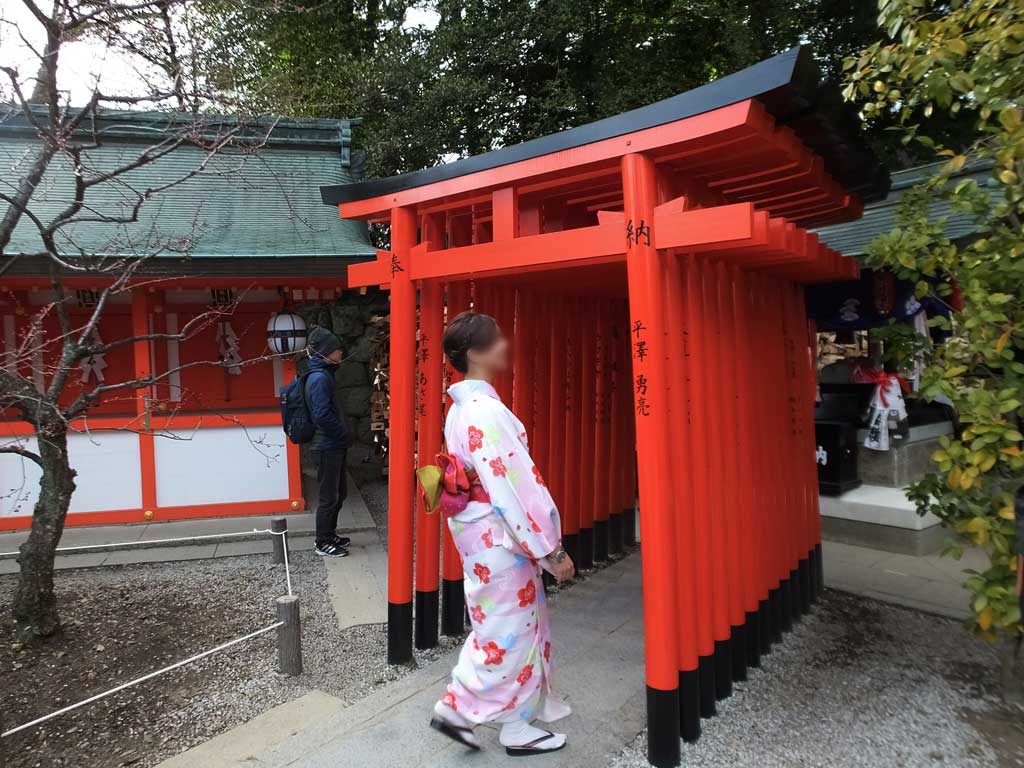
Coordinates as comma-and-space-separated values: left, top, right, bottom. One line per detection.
443, 311, 499, 374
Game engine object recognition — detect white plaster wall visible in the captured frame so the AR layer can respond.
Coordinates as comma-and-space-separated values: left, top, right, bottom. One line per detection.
154, 426, 288, 507
0, 431, 143, 517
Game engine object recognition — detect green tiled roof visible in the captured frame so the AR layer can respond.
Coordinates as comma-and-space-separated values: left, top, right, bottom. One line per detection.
0, 110, 375, 261
815, 159, 998, 257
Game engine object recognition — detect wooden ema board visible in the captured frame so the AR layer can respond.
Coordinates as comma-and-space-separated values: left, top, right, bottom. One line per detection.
340, 97, 852, 767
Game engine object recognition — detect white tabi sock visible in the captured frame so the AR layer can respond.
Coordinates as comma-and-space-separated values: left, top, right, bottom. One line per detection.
498, 719, 566, 749
433, 700, 473, 730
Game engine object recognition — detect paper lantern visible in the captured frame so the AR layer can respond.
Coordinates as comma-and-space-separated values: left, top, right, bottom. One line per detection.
267, 311, 307, 355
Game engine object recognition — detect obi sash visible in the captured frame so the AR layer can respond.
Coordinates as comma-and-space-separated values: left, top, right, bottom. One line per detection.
416, 451, 490, 517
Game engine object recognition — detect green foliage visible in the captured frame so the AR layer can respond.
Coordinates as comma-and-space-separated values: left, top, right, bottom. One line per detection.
200, 0, 883, 177
846, 0, 1024, 640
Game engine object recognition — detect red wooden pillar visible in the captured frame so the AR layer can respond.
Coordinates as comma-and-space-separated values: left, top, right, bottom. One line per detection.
592, 302, 612, 563
547, 298, 567, 535
716, 260, 749, 684
606, 304, 625, 555
131, 291, 157, 517
561, 297, 582, 565
731, 266, 763, 669
577, 299, 597, 569
414, 214, 445, 650
387, 205, 417, 663
621, 152, 680, 767
442, 280, 471, 637
663, 252, 702, 741
682, 257, 718, 717
493, 285, 515, 404
532, 296, 552, 482
618, 299, 638, 546
701, 258, 734, 701
762, 276, 792, 636
512, 289, 535, 436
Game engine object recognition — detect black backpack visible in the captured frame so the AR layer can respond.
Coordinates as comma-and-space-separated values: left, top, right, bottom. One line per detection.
280, 372, 320, 445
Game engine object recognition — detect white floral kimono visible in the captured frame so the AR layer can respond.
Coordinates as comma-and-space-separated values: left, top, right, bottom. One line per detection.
439, 379, 571, 725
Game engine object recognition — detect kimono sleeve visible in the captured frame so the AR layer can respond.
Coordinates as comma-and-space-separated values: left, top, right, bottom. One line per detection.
470, 401, 562, 560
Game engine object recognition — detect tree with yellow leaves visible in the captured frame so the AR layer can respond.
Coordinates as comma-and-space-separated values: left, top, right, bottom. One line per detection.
845, 0, 1024, 650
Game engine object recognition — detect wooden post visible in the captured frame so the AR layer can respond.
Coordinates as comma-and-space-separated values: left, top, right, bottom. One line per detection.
276, 595, 302, 675
387, 205, 417, 664
621, 152, 680, 768
271, 517, 288, 565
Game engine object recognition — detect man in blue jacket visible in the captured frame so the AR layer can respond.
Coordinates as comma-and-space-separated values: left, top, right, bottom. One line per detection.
305, 327, 352, 557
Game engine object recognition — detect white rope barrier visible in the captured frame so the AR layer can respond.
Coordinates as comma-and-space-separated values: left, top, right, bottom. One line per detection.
1, 527, 298, 601
1, 620, 285, 739
0, 527, 288, 558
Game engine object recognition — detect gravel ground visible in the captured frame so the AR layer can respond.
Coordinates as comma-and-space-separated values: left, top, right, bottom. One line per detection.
359, 478, 389, 544
609, 589, 1024, 768
0, 548, 458, 768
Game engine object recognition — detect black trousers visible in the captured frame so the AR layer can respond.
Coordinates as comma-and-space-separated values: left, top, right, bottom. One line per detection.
313, 449, 347, 545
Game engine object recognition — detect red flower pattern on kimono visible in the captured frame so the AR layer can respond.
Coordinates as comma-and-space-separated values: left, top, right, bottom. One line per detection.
532, 466, 545, 486
481, 529, 494, 548
442, 691, 457, 710
501, 696, 518, 712
482, 641, 506, 666
544, 641, 551, 662
470, 605, 486, 623
525, 511, 542, 533
467, 425, 484, 452
489, 456, 507, 477
473, 562, 491, 583
516, 664, 534, 685
520, 540, 535, 559
517, 580, 536, 608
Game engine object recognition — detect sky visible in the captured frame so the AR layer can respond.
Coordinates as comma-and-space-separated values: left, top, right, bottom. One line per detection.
0, 2, 441, 107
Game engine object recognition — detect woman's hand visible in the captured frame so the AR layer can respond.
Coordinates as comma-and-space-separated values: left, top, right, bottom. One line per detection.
546, 550, 575, 583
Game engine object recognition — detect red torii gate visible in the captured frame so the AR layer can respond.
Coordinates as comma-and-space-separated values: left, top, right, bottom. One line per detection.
323, 47, 887, 767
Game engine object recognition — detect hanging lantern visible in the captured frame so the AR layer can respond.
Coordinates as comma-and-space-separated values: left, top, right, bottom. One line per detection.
267, 311, 307, 355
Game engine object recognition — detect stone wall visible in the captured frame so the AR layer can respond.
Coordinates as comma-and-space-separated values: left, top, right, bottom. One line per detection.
296, 287, 388, 484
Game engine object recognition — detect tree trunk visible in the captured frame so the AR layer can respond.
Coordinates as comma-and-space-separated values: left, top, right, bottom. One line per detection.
13, 426, 76, 641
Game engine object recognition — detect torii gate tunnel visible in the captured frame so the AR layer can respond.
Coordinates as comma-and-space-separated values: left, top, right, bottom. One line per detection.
323, 47, 888, 767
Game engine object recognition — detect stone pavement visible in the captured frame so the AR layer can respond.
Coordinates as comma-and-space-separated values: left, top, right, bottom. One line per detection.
0, 474, 375, 574
324, 528, 389, 629
153, 535, 982, 768
822, 538, 980, 619
158, 554, 648, 768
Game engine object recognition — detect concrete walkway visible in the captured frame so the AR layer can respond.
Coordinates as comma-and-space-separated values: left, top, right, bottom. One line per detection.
822, 538, 980, 619
0, 474, 375, 574
158, 554, 647, 768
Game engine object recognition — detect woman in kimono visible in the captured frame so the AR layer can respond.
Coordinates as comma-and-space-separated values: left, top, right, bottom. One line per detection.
429, 311, 575, 756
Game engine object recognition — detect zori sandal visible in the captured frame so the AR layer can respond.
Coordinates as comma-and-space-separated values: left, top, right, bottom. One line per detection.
429, 716, 482, 751
505, 730, 566, 757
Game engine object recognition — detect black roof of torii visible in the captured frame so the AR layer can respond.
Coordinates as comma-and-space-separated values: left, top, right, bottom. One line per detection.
322, 46, 889, 207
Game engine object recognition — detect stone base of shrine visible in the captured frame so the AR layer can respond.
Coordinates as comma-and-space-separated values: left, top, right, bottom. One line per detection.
819, 485, 944, 556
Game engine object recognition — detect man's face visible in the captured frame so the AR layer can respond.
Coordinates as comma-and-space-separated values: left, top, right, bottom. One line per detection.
326, 349, 344, 364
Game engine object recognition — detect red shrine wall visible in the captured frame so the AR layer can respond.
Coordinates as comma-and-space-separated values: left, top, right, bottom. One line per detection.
0, 282, 352, 531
